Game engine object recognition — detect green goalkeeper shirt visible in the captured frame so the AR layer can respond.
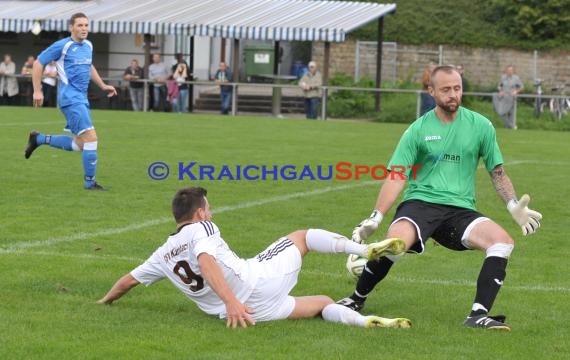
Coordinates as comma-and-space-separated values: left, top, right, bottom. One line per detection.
388, 107, 504, 210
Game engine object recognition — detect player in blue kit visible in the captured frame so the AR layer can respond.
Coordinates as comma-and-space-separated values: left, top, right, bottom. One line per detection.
24, 12, 116, 190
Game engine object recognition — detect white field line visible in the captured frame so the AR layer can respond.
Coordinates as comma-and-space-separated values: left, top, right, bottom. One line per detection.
2, 180, 379, 251
2, 248, 568, 294
303, 269, 570, 294
1, 248, 143, 262
1, 121, 65, 127
1, 159, 560, 252
388, 276, 570, 294
1, 120, 110, 127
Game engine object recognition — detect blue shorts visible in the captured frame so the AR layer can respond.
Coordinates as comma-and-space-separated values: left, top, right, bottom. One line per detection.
61, 103, 93, 135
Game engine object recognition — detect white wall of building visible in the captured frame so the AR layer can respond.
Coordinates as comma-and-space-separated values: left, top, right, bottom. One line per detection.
193, 36, 212, 81
106, 33, 237, 84
107, 33, 178, 78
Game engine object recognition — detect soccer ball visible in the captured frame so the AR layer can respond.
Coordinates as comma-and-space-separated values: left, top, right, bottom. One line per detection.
346, 254, 367, 280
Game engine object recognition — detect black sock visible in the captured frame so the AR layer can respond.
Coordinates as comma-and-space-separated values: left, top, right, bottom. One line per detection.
470, 256, 507, 317
351, 257, 394, 302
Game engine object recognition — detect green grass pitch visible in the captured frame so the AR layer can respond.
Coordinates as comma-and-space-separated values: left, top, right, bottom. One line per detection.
1, 107, 569, 359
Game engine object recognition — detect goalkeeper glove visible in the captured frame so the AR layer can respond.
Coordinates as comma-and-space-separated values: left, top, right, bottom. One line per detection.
352, 210, 383, 244
507, 194, 542, 236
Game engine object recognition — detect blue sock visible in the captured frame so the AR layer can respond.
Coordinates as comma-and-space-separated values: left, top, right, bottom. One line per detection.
82, 149, 98, 188
36, 133, 46, 145
40, 134, 74, 151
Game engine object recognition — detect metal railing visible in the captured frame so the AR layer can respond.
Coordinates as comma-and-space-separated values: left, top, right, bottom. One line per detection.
3, 73, 569, 120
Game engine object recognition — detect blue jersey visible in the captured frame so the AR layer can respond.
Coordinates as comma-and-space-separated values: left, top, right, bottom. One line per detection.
37, 37, 93, 108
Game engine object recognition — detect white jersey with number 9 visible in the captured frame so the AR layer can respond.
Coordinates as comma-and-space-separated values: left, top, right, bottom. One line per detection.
131, 221, 257, 317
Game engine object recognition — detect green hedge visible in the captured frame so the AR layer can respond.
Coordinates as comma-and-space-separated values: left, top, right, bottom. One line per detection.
349, 0, 570, 51
326, 74, 570, 131
327, 74, 376, 118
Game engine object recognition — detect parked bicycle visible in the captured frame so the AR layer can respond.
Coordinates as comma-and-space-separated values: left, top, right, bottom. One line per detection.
549, 84, 570, 121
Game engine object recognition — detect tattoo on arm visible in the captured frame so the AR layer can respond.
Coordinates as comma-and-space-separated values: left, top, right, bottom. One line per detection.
490, 165, 517, 204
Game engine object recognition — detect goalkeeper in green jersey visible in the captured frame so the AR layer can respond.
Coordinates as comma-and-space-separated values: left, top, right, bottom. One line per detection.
337, 65, 542, 331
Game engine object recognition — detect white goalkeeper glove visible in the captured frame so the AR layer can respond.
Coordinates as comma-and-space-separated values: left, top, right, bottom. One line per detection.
507, 194, 542, 236
352, 210, 383, 244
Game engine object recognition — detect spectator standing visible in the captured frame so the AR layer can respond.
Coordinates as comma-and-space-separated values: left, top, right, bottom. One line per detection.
0, 54, 19, 105
41, 61, 57, 107
456, 64, 470, 106
123, 59, 144, 111
20, 55, 36, 106
214, 62, 233, 115
171, 53, 189, 74
21, 55, 35, 75
173, 62, 190, 113
299, 61, 322, 119
456, 64, 468, 92
166, 75, 180, 113
419, 61, 437, 116
493, 65, 523, 129
148, 53, 170, 112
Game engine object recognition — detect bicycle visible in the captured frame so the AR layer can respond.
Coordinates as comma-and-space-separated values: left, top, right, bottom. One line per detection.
548, 84, 570, 120
533, 79, 548, 117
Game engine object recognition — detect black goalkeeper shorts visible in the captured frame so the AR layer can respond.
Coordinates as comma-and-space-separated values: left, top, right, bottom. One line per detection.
390, 199, 488, 254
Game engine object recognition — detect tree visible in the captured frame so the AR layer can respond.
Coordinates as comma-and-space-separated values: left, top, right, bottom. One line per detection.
486, 0, 570, 42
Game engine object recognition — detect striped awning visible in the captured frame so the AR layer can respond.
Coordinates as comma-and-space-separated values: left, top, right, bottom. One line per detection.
0, 0, 396, 42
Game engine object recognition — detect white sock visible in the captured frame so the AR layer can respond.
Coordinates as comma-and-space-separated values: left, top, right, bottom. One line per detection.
321, 303, 367, 327
71, 140, 80, 152
306, 229, 367, 257
471, 303, 488, 314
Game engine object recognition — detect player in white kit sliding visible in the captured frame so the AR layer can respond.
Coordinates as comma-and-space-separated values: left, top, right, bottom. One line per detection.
97, 187, 411, 329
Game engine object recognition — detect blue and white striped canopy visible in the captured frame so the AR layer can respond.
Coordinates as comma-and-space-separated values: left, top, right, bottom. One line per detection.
0, 0, 396, 42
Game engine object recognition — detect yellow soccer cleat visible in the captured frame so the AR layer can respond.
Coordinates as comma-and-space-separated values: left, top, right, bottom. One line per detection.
366, 237, 406, 261
365, 316, 412, 329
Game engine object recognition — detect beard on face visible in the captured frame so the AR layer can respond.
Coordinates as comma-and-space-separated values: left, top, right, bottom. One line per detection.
436, 98, 460, 113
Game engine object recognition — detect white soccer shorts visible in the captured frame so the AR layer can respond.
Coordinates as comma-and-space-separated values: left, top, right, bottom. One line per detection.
245, 237, 302, 321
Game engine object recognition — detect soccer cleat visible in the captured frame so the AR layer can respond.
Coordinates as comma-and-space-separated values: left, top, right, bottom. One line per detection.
366, 237, 406, 261
488, 314, 507, 323
365, 315, 412, 329
336, 297, 365, 312
85, 182, 108, 191
24, 130, 40, 159
463, 314, 511, 331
